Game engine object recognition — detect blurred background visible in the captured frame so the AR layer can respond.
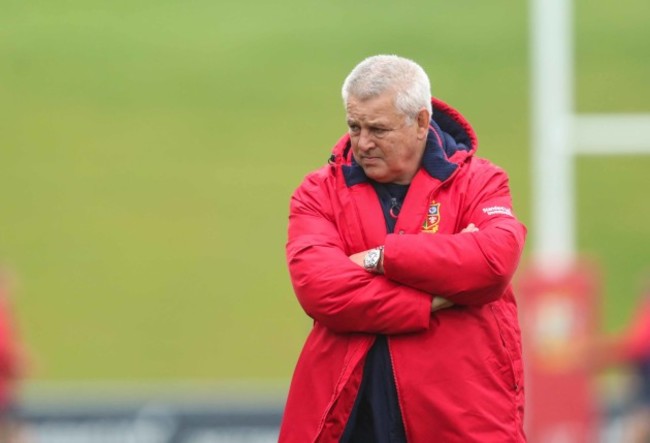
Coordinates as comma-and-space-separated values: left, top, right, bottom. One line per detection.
0, 0, 648, 441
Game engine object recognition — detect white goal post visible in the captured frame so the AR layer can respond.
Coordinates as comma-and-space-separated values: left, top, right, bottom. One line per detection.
530, 0, 650, 270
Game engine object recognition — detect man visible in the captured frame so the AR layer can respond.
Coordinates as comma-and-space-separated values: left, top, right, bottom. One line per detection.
280, 55, 527, 442
587, 281, 650, 443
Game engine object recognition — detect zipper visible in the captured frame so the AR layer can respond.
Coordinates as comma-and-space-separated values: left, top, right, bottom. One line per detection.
389, 197, 401, 219
386, 337, 410, 441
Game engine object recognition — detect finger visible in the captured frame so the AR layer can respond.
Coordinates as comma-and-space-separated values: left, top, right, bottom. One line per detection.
431, 296, 454, 312
460, 223, 478, 233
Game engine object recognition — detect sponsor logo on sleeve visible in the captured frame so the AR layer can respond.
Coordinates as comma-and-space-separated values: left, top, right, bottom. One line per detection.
422, 201, 441, 233
482, 206, 513, 217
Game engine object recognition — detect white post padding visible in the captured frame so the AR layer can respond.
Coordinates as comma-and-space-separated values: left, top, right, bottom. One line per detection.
530, 0, 575, 268
574, 114, 650, 155
530, 0, 650, 271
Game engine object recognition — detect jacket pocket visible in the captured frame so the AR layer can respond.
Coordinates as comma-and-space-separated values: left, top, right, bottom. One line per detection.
489, 303, 522, 391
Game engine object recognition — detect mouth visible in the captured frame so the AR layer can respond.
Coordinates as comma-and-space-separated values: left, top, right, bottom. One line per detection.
360, 158, 380, 167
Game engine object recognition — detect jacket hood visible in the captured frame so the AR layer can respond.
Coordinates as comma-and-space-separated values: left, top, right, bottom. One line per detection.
329, 97, 478, 185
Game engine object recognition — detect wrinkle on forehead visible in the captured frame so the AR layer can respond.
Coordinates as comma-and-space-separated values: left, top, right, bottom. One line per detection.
346, 94, 405, 126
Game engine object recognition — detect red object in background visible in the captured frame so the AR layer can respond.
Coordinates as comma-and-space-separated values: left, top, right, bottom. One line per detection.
517, 262, 601, 443
0, 271, 24, 410
619, 290, 650, 362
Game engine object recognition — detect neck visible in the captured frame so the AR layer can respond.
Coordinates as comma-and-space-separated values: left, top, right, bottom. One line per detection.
395, 144, 426, 184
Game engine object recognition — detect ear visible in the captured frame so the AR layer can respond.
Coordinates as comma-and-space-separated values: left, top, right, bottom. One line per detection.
416, 108, 430, 139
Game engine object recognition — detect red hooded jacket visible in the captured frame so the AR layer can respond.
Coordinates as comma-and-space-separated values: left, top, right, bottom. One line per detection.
281, 98, 527, 442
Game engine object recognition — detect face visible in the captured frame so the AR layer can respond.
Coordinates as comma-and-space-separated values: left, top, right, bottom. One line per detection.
346, 93, 429, 185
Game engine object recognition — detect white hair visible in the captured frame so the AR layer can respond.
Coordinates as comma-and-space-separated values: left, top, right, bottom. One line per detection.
341, 55, 433, 121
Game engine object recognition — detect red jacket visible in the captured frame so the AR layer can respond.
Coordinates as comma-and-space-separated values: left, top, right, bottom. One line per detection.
281, 98, 527, 442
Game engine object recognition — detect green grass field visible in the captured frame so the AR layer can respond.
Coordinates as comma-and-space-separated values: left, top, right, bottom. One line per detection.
1, 0, 649, 382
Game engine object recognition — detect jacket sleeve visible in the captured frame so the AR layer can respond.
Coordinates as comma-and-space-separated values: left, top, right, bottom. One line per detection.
286, 173, 433, 335
383, 163, 527, 305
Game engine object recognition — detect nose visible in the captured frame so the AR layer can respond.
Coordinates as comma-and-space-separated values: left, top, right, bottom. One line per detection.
356, 128, 375, 152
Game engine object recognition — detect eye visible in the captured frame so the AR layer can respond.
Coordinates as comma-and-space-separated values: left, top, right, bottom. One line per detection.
348, 124, 360, 134
371, 127, 389, 138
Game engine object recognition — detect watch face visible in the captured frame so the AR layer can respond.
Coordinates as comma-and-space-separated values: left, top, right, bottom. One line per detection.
364, 249, 380, 269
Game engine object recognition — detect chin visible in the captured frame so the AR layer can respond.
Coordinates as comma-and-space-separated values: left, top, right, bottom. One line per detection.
362, 168, 388, 183
368, 175, 393, 184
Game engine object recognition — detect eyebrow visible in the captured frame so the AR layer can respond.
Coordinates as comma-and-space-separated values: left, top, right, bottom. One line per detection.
346, 118, 390, 127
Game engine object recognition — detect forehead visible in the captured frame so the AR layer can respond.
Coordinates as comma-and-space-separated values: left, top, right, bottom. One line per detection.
346, 93, 402, 123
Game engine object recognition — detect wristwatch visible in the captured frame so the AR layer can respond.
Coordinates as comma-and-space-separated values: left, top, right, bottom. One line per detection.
363, 246, 384, 272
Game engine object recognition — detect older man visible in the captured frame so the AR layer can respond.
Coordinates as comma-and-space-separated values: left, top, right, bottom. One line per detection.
280, 55, 527, 442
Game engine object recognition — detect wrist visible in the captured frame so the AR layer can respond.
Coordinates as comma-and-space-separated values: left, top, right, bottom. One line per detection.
377, 247, 384, 274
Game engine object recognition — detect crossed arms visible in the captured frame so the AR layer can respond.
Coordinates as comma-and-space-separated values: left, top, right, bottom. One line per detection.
348, 223, 479, 313
286, 168, 526, 335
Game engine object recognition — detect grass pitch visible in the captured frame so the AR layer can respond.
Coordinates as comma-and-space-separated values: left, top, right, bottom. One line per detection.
0, 0, 648, 381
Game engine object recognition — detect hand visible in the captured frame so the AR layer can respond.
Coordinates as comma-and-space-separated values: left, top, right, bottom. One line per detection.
460, 223, 478, 233
429, 224, 476, 313
431, 296, 454, 312
349, 251, 366, 268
